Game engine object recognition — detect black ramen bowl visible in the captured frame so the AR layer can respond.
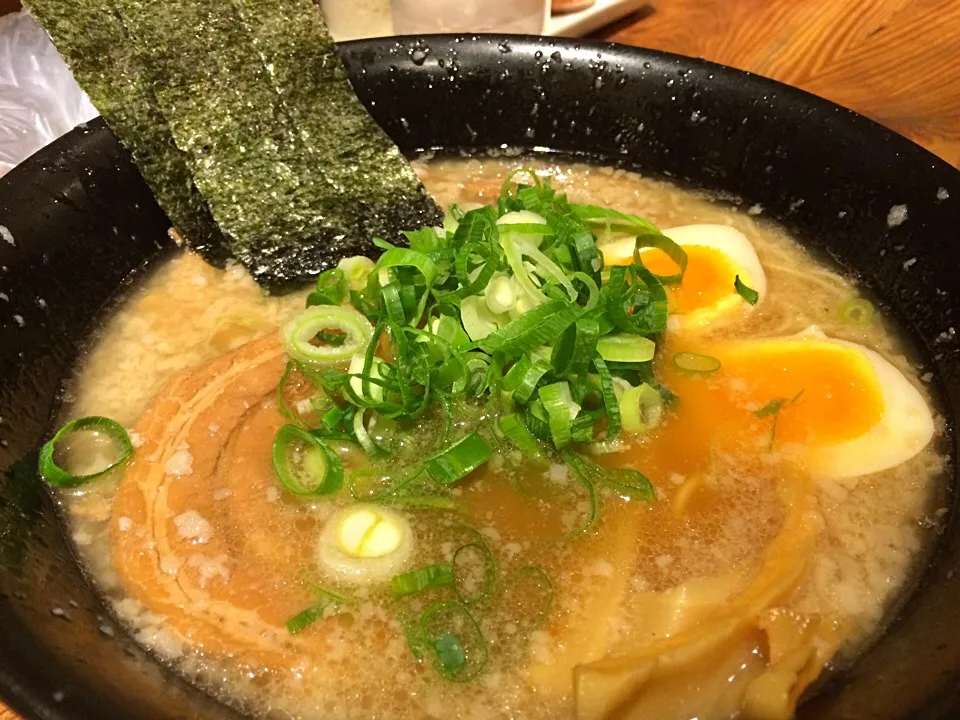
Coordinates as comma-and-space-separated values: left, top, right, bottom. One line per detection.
0, 35, 958, 720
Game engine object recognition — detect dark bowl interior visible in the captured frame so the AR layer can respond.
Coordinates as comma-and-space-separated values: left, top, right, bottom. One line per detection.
1, 35, 959, 720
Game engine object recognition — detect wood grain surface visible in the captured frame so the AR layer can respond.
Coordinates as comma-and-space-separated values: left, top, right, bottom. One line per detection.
0, 1, 957, 719
603, 0, 960, 167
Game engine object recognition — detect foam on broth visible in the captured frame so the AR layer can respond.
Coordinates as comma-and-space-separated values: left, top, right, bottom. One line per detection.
55, 156, 949, 719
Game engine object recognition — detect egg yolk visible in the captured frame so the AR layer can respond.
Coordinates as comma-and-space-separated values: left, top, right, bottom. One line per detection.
605, 340, 886, 485
611, 245, 745, 314
719, 341, 885, 444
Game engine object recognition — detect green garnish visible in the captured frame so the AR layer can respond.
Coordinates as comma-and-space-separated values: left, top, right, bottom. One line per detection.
281, 305, 374, 370
307, 268, 349, 307
734, 275, 760, 305
425, 433, 493, 486
498, 414, 548, 463
564, 450, 655, 504
755, 390, 805, 449
453, 541, 499, 608
417, 601, 488, 682
596, 334, 657, 363
276, 362, 306, 424
271, 425, 343, 496
838, 298, 875, 326
619, 383, 663, 434
39, 416, 134, 488
391, 564, 456, 598
285, 586, 345, 634
674, 352, 722, 375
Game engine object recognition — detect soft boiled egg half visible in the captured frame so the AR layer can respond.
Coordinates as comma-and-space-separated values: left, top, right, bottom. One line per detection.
601, 224, 766, 332
665, 328, 935, 479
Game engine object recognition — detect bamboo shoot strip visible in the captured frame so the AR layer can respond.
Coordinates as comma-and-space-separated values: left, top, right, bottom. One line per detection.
22, 0, 231, 265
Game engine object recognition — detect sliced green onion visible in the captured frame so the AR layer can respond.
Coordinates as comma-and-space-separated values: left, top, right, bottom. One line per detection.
564, 450, 655, 503
592, 357, 621, 439
453, 541, 498, 607
391, 563, 455, 597
673, 352, 721, 375
352, 408, 378, 455
431, 314, 471, 350
508, 358, 552, 405
418, 601, 488, 682
39, 416, 133, 488
560, 453, 599, 535
433, 632, 467, 673
734, 275, 759, 305
538, 381, 580, 449
568, 317, 601, 375
285, 587, 345, 634
425, 432, 492, 485
571, 205, 659, 236
272, 425, 343, 496
479, 300, 580, 358
596, 334, 656, 363
620, 383, 663, 434
838, 298, 875, 326
337, 256, 376, 291
307, 268, 347, 307
498, 413, 547, 462
373, 248, 439, 325
485, 274, 519, 315
460, 295, 504, 342
500, 168, 542, 198
286, 604, 327, 635
277, 362, 303, 424
281, 306, 374, 369
634, 232, 689, 284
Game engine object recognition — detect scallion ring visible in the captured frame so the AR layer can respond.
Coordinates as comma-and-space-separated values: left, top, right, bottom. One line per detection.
838, 298, 875, 326
272, 424, 343, 496
673, 351, 721, 375
453, 541, 498, 607
39, 416, 133, 488
620, 383, 663, 433
596, 334, 656, 363
418, 601, 488, 682
281, 305, 374, 369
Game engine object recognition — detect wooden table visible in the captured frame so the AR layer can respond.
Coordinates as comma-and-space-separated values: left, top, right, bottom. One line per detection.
0, 0, 957, 718
603, 0, 960, 167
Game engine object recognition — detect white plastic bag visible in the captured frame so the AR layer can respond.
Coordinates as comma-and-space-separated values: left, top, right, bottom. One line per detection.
0, 11, 97, 178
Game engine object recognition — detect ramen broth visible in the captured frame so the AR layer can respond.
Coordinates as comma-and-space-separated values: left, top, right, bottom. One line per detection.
55, 157, 948, 719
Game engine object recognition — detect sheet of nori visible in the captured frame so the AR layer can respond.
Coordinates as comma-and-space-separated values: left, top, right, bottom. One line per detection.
22, 0, 231, 266
228, 0, 442, 252
113, 0, 442, 290
110, 0, 332, 285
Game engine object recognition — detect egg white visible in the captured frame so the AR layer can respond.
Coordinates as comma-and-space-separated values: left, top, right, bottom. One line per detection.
600, 224, 767, 332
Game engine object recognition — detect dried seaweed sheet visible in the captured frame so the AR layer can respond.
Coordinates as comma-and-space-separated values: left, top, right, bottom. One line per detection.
112, 0, 441, 289
22, 0, 231, 265
110, 0, 335, 285
229, 0, 439, 246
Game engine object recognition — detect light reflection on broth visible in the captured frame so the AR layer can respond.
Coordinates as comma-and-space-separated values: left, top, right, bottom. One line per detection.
55, 157, 948, 719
